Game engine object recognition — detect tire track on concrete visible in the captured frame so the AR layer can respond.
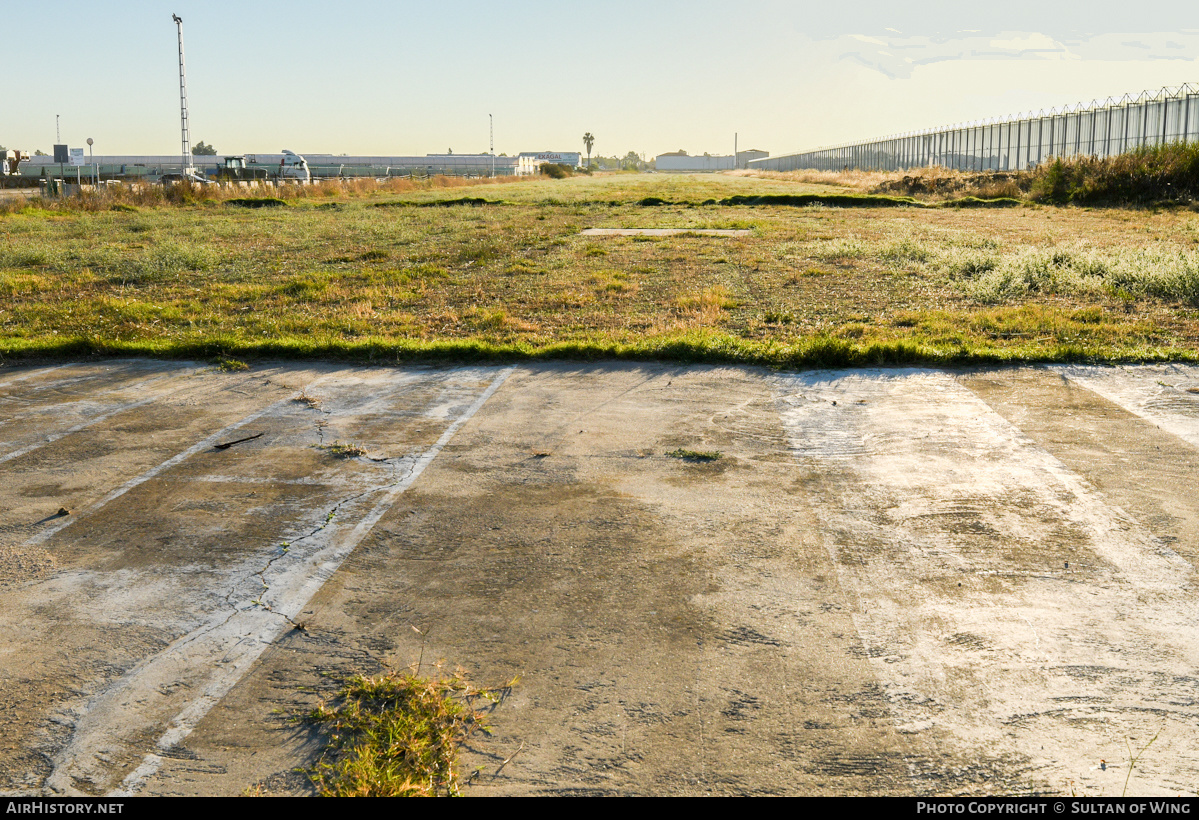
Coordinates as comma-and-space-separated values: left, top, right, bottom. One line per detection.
39, 366, 513, 796
0, 373, 194, 466
0, 364, 72, 393
774, 368, 1199, 796
22, 389, 305, 551
0, 361, 181, 404
1053, 364, 1199, 450
0, 363, 201, 455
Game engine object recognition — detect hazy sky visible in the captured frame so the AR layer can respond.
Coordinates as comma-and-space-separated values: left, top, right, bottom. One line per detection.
5, 1, 1198, 159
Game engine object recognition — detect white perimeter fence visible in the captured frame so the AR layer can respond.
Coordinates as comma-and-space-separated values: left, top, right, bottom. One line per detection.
750, 83, 1199, 173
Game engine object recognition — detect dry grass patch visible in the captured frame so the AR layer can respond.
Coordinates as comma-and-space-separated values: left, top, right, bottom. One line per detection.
674, 285, 738, 323
591, 270, 638, 296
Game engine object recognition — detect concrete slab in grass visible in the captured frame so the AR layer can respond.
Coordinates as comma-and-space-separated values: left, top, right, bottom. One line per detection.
579, 228, 751, 237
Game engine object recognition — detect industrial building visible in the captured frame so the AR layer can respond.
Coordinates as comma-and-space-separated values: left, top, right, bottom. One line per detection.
11, 152, 521, 181
654, 149, 769, 172
516, 151, 583, 175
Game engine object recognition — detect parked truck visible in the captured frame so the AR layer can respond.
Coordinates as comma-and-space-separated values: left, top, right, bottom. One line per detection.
276, 150, 310, 182
213, 156, 268, 182
1, 150, 38, 187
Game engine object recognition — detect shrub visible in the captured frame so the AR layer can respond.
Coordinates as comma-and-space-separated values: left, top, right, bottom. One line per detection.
1028, 142, 1199, 205
539, 163, 574, 179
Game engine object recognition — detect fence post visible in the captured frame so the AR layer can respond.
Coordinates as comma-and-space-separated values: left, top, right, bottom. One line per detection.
1104, 105, 1112, 158
1117, 104, 1124, 153
1013, 120, 1021, 170
1183, 92, 1192, 144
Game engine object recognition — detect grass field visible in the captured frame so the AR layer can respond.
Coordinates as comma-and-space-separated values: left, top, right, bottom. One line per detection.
3, 172, 1199, 367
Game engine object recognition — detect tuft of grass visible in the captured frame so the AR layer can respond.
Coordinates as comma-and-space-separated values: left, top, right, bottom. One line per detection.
280, 275, 328, 299
1122, 724, 1165, 797
591, 270, 637, 296
504, 259, 542, 276
214, 356, 249, 371
811, 237, 867, 262
674, 285, 738, 319
320, 441, 367, 458
957, 244, 1199, 306
308, 668, 514, 797
665, 448, 723, 462
463, 307, 511, 330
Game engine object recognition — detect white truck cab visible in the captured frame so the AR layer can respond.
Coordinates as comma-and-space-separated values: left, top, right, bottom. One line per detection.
278, 150, 311, 181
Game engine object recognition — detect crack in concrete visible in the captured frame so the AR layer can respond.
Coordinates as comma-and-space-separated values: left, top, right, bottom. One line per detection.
248, 485, 378, 627
233, 385, 418, 628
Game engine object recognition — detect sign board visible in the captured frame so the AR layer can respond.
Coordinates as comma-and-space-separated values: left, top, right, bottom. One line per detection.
69, 148, 86, 167
53, 144, 69, 163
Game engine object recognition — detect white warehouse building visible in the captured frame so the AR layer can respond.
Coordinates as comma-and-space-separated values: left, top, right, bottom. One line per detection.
516, 151, 583, 175
14, 152, 520, 181
655, 149, 769, 172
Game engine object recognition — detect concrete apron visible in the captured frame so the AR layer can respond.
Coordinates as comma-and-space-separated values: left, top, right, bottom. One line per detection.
0, 360, 1197, 796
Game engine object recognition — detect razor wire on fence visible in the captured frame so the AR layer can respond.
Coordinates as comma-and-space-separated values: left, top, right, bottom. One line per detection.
750, 83, 1199, 174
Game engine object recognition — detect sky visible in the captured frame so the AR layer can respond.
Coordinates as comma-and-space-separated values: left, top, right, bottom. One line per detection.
5, 1, 1198, 160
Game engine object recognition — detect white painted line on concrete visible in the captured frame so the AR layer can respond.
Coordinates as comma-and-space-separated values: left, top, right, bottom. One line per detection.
42, 366, 513, 797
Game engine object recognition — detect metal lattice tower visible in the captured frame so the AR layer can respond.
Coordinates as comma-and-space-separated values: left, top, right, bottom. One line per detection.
172, 14, 194, 177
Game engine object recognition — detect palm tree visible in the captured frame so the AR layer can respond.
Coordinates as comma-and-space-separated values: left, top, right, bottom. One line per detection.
583, 132, 595, 170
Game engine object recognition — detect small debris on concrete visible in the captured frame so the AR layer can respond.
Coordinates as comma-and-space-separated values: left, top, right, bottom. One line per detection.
214, 432, 265, 450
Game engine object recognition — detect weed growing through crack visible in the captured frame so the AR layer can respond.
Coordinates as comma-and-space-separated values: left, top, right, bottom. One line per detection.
1123, 724, 1164, 797
320, 441, 367, 459
307, 667, 516, 796
666, 448, 723, 462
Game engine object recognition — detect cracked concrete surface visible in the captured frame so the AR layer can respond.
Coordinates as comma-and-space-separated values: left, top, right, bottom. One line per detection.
1, 360, 1198, 796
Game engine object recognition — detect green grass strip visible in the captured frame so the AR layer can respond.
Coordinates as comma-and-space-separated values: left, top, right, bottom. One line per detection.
630, 193, 1023, 209
3, 331, 1195, 369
